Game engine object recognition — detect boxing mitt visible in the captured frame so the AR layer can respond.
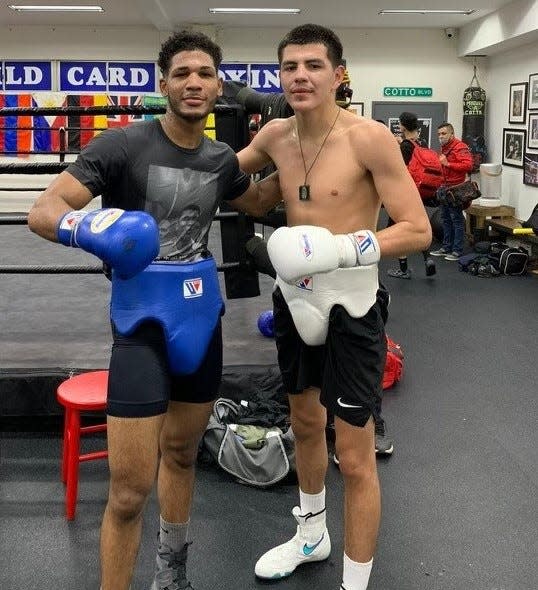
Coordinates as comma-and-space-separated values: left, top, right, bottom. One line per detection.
267, 225, 380, 283
57, 208, 160, 279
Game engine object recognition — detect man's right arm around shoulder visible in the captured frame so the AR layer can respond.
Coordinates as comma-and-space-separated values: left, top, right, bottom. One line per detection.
230, 119, 285, 218
27, 171, 159, 279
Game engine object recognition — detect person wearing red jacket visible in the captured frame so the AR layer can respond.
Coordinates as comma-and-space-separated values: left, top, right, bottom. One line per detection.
430, 122, 474, 260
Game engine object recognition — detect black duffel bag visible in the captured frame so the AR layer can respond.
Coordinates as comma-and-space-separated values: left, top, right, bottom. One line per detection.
488, 242, 529, 275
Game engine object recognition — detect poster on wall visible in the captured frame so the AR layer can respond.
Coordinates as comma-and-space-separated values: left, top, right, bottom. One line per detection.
349, 102, 364, 116
502, 128, 525, 168
388, 117, 432, 147
528, 73, 538, 110
508, 82, 527, 124
527, 113, 538, 150
523, 152, 538, 186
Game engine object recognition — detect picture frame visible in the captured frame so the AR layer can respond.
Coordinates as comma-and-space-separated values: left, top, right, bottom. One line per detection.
349, 101, 364, 116
528, 73, 538, 110
527, 113, 538, 150
508, 82, 527, 123
523, 152, 538, 186
502, 128, 525, 168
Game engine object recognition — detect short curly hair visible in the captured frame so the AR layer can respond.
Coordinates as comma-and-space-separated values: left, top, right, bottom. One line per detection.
278, 24, 343, 68
158, 30, 222, 75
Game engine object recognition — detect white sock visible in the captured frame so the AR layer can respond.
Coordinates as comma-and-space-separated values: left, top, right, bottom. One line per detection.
299, 487, 326, 516
341, 553, 373, 590
159, 515, 189, 550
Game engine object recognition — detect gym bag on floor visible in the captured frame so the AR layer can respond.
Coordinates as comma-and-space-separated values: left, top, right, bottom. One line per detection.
200, 398, 295, 487
498, 246, 529, 275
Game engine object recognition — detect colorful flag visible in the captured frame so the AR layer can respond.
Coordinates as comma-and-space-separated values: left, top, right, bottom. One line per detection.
66, 94, 108, 151
106, 95, 144, 128
32, 92, 67, 152
0, 94, 32, 157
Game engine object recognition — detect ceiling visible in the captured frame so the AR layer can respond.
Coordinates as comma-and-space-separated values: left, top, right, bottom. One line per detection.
1, 0, 514, 31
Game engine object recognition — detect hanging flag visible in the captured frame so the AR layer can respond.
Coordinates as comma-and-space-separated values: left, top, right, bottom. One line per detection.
32, 92, 67, 153
106, 95, 144, 128
66, 94, 108, 152
0, 94, 32, 157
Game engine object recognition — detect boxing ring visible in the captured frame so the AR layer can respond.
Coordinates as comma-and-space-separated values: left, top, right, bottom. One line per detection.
0, 102, 279, 425
2, 97, 538, 590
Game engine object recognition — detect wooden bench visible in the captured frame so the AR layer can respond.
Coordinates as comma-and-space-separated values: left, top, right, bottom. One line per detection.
485, 216, 538, 251
465, 204, 516, 240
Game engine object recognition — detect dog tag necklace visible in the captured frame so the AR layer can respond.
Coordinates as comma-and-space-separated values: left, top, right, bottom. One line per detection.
297, 107, 341, 201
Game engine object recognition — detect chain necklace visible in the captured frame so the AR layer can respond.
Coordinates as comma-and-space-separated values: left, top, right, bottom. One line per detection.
297, 107, 341, 201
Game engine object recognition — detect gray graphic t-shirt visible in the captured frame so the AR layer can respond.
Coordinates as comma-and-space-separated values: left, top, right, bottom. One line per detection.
67, 119, 250, 262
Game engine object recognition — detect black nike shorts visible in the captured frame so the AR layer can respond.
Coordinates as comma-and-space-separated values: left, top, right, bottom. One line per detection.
107, 320, 222, 418
273, 286, 387, 427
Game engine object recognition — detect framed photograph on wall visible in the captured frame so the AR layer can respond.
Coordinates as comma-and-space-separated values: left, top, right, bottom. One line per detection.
523, 152, 538, 186
528, 73, 538, 110
509, 82, 527, 123
502, 128, 525, 168
527, 113, 538, 150
349, 102, 364, 116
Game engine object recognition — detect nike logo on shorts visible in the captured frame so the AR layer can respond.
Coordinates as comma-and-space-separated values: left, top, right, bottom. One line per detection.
337, 397, 363, 409
303, 533, 325, 556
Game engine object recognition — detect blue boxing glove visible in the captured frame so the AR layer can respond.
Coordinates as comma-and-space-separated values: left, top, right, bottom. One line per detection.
57, 208, 159, 279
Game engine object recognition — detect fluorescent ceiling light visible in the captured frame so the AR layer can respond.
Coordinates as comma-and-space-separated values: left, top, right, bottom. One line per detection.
8, 4, 104, 11
379, 9, 475, 15
209, 8, 301, 14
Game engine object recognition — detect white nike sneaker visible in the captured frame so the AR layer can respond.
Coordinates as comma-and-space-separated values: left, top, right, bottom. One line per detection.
254, 506, 331, 579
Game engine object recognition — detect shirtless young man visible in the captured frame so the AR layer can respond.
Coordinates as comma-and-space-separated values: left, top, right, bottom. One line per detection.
237, 24, 431, 590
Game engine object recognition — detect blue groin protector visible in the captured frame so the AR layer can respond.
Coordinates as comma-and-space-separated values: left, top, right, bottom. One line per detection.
111, 258, 224, 375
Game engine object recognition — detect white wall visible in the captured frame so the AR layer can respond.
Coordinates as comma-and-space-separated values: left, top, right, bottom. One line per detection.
1, 24, 479, 138
219, 26, 480, 137
486, 39, 538, 220
4, 24, 537, 219
0, 25, 167, 60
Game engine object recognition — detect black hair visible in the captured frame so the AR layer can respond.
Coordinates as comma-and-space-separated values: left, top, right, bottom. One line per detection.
438, 122, 454, 133
399, 112, 419, 132
277, 24, 343, 68
158, 30, 222, 75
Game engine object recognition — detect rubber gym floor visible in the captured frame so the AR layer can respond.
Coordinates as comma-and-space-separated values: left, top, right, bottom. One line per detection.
1, 218, 537, 590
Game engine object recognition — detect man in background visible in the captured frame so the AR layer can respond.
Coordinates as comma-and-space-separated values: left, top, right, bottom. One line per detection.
430, 122, 474, 260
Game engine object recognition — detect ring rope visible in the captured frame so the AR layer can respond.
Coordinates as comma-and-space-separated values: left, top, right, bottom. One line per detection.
0, 104, 233, 117
0, 261, 243, 274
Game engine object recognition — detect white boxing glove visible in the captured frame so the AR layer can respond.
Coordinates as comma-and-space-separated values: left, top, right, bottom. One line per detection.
267, 225, 380, 283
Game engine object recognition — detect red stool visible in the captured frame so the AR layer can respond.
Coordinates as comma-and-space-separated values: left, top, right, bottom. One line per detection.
57, 370, 109, 520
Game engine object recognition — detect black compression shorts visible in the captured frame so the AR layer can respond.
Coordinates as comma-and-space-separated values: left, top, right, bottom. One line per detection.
273, 286, 387, 427
107, 320, 222, 418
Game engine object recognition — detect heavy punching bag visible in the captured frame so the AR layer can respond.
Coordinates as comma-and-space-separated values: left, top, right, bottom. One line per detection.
462, 65, 487, 173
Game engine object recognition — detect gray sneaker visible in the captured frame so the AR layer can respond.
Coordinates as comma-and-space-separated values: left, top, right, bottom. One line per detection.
374, 422, 394, 456
430, 248, 449, 257
332, 424, 393, 463
150, 541, 193, 590
444, 252, 461, 261
387, 268, 412, 279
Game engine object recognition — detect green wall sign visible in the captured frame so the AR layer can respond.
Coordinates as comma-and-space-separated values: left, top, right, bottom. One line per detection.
383, 87, 433, 97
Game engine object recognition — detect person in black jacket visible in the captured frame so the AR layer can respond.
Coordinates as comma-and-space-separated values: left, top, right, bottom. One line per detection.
387, 112, 437, 279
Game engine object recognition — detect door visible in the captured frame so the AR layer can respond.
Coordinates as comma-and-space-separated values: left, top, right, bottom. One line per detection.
372, 102, 448, 148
